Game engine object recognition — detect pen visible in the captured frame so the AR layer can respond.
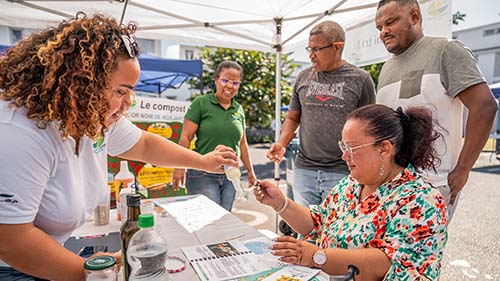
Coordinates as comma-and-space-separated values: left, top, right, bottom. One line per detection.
226, 233, 247, 241
152, 201, 168, 217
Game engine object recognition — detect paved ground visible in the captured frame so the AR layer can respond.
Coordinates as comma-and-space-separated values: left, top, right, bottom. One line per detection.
232, 143, 500, 281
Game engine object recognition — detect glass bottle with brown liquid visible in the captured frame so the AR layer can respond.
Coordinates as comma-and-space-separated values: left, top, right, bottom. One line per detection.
120, 193, 141, 281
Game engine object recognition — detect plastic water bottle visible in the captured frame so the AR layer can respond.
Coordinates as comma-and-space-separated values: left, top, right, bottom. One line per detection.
224, 165, 245, 201
127, 214, 169, 281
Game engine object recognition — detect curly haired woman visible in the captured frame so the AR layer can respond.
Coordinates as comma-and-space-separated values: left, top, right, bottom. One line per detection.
0, 13, 237, 280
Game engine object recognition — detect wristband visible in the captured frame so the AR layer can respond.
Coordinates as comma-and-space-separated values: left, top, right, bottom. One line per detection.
276, 197, 289, 214
166, 255, 186, 273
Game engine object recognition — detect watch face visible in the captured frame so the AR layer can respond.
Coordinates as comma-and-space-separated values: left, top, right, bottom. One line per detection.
313, 250, 327, 265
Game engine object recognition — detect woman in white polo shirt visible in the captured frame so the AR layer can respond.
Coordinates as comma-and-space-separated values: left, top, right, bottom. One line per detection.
0, 13, 237, 280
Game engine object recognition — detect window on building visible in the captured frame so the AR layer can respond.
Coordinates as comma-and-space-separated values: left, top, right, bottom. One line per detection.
494, 52, 500, 77
185, 50, 194, 59
483, 29, 495, 37
137, 38, 157, 55
11, 29, 22, 44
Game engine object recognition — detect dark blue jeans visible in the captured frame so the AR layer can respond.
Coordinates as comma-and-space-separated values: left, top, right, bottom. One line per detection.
0, 267, 48, 281
186, 169, 236, 211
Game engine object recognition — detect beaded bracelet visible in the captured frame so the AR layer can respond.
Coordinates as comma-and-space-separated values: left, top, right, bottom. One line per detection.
166, 255, 186, 273
276, 197, 289, 214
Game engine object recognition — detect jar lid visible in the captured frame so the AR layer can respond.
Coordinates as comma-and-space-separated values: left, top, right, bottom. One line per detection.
84, 256, 116, 271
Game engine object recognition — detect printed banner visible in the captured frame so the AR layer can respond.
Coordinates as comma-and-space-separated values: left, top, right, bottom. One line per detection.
107, 96, 192, 199
128, 96, 190, 123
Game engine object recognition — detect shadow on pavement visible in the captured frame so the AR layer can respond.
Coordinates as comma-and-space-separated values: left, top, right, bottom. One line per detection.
471, 165, 500, 174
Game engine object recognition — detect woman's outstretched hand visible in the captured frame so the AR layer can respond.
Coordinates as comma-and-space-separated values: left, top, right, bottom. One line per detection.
270, 236, 319, 268
201, 145, 238, 173
253, 180, 286, 211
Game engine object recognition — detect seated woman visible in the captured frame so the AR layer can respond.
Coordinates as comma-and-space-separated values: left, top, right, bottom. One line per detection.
254, 104, 447, 281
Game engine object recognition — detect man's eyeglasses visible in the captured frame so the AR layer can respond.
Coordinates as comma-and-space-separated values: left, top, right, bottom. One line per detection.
305, 43, 333, 54
338, 139, 385, 156
220, 78, 241, 87
120, 34, 139, 58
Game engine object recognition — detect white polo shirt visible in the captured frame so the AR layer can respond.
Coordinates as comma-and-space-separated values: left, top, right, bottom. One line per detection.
0, 100, 141, 267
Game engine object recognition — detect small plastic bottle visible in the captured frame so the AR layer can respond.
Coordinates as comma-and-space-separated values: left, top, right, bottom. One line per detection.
140, 200, 156, 225
224, 165, 244, 201
84, 255, 117, 281
115, 161, 135, 221
127, 214, 169, 281
119, 186, 134, 222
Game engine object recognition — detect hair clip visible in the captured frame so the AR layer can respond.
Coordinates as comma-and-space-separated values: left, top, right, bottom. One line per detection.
120, 34, 138, 58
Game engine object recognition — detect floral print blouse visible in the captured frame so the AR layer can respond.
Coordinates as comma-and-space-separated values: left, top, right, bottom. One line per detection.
306, 165, 447, 280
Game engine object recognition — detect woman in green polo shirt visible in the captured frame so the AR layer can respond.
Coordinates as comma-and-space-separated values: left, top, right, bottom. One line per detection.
173, 61, 257, 211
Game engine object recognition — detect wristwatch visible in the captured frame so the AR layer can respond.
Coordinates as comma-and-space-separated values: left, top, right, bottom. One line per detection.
312, 249, 327, 268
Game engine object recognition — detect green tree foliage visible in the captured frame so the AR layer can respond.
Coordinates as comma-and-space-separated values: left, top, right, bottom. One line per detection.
190, 47, 299, 129
362, 62, 384, 88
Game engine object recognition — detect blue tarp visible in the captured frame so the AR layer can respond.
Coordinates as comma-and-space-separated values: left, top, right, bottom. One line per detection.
136, 54, 202, 94
0, 45, 203, 95
0, 44, 8, 54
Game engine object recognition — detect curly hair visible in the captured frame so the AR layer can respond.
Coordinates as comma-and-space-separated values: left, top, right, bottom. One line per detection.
0, 12, 139, 139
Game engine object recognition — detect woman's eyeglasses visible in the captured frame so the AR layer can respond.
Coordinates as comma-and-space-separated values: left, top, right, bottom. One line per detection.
220, 78, 241, 87
338, 139, 384, 156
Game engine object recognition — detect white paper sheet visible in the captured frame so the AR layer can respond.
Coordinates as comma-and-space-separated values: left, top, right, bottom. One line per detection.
163, 196, 228, 233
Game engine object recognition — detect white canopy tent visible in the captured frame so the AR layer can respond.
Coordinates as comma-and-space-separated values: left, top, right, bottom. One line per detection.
0, 0, 451, 180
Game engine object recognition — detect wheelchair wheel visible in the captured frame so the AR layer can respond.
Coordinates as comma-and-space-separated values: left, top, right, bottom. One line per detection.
278, 220, 297, 237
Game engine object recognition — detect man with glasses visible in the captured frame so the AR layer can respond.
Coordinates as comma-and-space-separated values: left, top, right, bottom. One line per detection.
267, 21, 375, 207
375, 0, 498, 221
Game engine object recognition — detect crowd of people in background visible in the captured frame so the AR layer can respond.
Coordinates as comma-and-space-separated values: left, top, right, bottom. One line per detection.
0, 0, 498, 280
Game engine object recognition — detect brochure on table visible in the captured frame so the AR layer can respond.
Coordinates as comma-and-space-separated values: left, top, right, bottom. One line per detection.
182, 240, 271, 281
182, 235, 324, 281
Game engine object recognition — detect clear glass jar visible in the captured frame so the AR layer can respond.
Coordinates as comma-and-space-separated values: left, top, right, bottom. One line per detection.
84, 255, 118, 281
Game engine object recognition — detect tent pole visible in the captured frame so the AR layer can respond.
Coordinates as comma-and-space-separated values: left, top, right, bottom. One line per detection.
119, 0, 129, 25
273, 17, 282, 234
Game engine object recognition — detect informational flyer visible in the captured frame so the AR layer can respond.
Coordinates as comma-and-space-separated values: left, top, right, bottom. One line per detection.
182, 240, 271, 281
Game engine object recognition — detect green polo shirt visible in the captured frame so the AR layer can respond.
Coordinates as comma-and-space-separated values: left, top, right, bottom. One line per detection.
185, 93, 246, 157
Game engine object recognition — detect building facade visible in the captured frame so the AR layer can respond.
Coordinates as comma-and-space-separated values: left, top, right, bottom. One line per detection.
453, 21, 500, 84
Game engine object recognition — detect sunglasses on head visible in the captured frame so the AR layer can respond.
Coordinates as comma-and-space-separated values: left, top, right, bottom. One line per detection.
120, 34, 139, 58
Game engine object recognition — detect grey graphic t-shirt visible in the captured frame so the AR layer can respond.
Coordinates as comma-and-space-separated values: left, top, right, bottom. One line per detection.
290, 62, 375, 172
